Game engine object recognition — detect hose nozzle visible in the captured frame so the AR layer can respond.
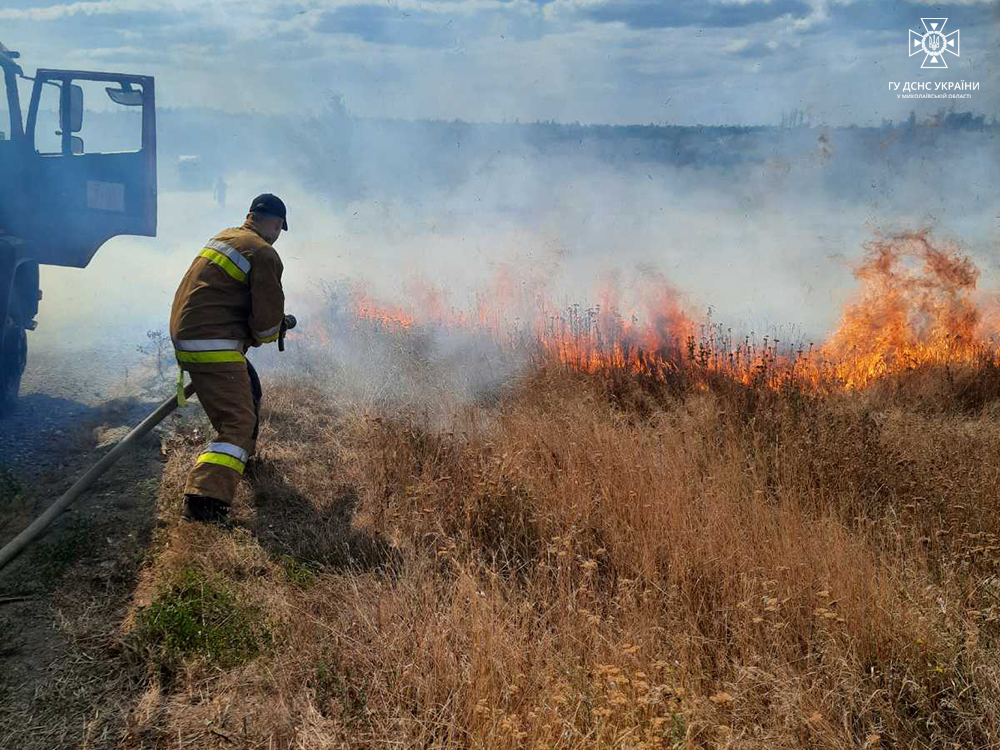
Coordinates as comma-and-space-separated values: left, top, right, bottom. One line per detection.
279, 314, 297, 352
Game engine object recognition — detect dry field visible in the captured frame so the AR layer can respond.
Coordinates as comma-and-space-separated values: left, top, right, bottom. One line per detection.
116, 343, 1000, 749
9, 229, 981, 749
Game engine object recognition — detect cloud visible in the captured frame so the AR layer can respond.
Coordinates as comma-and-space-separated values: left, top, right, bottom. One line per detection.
3, 0, 996, 126
725, 37, 785, 57
313, 4, 460, 48
825, 0, 999, 32
0, 0, 546, 21
310, 0, 550, 48
546, 0, 812, 29
0, 0, 164, 21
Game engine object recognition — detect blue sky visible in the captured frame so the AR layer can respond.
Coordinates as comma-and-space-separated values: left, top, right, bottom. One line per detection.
2, 0, 997, 125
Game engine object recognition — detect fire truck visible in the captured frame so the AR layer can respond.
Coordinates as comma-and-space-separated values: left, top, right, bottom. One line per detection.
0, 41, 157, 415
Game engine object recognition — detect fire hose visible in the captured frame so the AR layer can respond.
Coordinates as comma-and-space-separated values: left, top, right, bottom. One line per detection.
0, 314, 297, 573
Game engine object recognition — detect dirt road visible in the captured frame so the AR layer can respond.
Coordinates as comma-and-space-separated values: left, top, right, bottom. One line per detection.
0, 345, 189, 749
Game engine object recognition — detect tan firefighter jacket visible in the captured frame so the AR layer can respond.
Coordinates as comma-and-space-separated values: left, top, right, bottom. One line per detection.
170, 218, 285, 373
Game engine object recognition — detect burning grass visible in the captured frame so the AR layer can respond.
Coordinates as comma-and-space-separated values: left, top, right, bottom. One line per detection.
119, 230, 1000, 747
298, 230, 1000, 400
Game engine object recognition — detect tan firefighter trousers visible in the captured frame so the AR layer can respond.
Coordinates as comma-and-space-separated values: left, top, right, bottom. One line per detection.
184, 361, 262, 503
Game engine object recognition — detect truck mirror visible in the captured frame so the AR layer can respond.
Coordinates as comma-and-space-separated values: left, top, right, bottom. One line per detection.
106, 85, 143, 106
70, 135, 84, 155
67, 83, 83, 133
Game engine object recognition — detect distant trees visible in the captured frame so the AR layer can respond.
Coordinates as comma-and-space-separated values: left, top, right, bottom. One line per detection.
780, 108, 810, 129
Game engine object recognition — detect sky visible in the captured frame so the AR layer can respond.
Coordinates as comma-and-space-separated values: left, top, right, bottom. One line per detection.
2, 0, 998, 126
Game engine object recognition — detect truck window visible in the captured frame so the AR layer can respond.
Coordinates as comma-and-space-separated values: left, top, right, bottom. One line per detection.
72, 79, 143, 154
35, 79, 142, 155
34, 80, 62, 154
0, 74, 9, 141
34, 78, 145, 155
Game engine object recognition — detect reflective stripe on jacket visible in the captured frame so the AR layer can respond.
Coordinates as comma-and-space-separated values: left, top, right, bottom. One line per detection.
173, 338, 246, 365
170, 219, 285, 371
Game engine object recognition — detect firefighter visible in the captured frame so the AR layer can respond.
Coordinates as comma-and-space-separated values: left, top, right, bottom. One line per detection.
170, 193, 290, 523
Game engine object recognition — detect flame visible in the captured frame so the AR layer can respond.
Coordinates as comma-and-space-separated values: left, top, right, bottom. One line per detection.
352, 281, 415, 330
821, 230, 985, 388
318, 230, 997, 392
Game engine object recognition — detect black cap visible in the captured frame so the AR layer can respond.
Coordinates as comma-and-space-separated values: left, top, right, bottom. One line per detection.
249, 193, 288, 231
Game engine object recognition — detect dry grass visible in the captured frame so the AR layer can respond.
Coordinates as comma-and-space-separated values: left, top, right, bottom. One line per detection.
121, 350, 1000, 749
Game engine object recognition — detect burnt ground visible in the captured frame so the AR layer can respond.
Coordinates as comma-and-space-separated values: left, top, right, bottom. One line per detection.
0, 347, 193, 748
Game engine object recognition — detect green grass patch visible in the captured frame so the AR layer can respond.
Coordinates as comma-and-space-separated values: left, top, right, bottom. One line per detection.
667, 712, 687, 748
280, 554, 317, 588
133, 567, 272, 669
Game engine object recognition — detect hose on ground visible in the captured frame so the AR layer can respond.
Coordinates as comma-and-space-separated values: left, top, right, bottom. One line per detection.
0, 381, 197, 573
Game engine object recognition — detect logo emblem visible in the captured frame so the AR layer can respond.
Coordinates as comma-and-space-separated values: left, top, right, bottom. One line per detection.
909, 18, 959, 68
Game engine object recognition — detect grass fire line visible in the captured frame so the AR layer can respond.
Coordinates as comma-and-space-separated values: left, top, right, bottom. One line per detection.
337, 229, 1000, 394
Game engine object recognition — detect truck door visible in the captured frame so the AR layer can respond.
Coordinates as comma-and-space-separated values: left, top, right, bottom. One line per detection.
0, 61, 26, 237
23, 70, 156, 268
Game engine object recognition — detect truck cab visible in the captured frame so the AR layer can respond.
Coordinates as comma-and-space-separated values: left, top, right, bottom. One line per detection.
0, 42, 156, 414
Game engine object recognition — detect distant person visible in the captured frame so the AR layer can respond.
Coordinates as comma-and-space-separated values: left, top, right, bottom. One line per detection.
169, 194, 292, 523
214, 177, 228, 209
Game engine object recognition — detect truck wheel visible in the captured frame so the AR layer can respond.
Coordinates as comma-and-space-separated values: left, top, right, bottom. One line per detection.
0, 291, 27, 416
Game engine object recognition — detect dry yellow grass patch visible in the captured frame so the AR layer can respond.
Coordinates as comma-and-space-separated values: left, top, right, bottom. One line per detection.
120, 362, 1000, 749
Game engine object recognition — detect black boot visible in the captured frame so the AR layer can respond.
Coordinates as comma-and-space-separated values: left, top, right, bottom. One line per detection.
184, 494, 231, 525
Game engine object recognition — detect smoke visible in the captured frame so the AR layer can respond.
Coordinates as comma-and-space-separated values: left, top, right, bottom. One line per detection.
25, 110, 999, 405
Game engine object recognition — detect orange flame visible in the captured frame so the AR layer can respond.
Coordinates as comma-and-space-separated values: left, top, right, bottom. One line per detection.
324, 230, 997, 392
352, 281, 415, 330
821, 230, 985, 387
